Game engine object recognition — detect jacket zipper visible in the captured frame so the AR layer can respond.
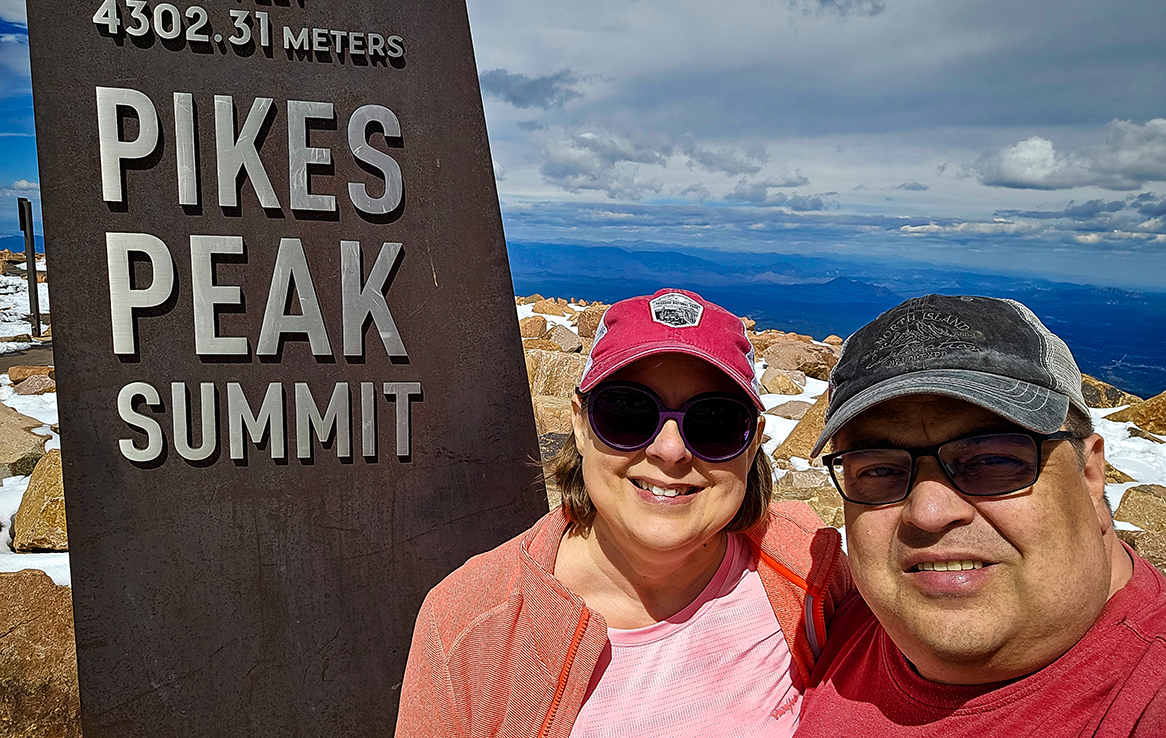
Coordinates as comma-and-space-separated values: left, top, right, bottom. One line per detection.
538, 608, 590, 738
753, 545, 809, 592
810, 536, 842, 649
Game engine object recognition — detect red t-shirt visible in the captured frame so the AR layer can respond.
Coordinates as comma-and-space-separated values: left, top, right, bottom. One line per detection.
797, 547, 1166, 737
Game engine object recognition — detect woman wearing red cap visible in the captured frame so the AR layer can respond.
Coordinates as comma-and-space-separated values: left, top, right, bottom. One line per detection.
397, 289, 850, 738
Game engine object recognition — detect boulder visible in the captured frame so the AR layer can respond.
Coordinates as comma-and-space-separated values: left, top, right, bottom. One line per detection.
7, 366, 52, 385
518, 315, 548, 339
532, 396, 574, 437
581, 337, 595, 355
546, 324, 583, 354
741, 316, 756, 331
1129, 427, 1165, 444
14, 375, 55, 396
772, 394, 828, 467
1106, 391, 1166, 435
1115, 484, 1166, 533
748, 330, 785, 355
762, 341, 838, 381
765, 400, 813, 420
823, 334, 844, 347
575, 306, 608, 339
516, 294, 544, 305
9, 451, 43, 478
525, 349, 588, 398
774, 469, 833, 500
531, 298, 567, 317
0, 570, 81, 738
760, 366, 804, 396
1119, 530, 1166, 575
539, 433, 571, 510
0, 403, 47, 479
12, 450, 66, 551
773, 470, 843, 527
1081, 375, 1142, 409
523, 338, 563, 352
0, 334, 32, 343
1106, 463, 1135, 484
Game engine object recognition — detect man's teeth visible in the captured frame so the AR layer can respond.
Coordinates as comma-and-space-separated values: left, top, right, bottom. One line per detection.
914, 560, 984, 572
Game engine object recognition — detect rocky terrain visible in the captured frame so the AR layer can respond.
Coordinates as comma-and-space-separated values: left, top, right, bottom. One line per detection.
517, 294, 1166, 559
2, 290, 1165, 736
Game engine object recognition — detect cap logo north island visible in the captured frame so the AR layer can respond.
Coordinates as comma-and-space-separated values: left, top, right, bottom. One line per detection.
650, 293, 703, 328
865, 309, 982, 370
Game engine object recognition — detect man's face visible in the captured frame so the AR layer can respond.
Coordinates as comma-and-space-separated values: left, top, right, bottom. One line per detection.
838, 395, 1116, 685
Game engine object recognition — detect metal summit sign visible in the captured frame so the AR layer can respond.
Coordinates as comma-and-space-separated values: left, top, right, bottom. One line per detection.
26, 1, 546, 735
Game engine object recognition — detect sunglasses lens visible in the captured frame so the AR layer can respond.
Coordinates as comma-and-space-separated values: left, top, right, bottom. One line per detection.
589, 386, 661, 450
939, 434, 1040, 495
829, 449, 913, 504
682, 397, 754, 461
829, 433, 1045, 504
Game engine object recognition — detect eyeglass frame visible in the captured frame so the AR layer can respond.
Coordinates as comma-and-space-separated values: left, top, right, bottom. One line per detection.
820, 429, 1078, 506
579, 381, 759, 463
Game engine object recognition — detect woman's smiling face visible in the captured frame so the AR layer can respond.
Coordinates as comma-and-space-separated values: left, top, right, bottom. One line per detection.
572, 352, 763, 562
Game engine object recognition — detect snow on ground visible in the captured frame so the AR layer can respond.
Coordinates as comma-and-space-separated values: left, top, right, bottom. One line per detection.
0, 255, 63, 583
0, 378, 65, 585
0, 262, 50, 353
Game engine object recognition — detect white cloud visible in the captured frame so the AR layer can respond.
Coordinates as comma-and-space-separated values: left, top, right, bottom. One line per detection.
682, 136, 768, 176
538, 130, 666, 200
724, 173, 816, 206
678, 183, 711, 201
0, 30, 29, 94
787, 0, 885, 16
900, 220, 1035, 235
975, 120, 1166, 191
0, 1, 25, 25
11, 179, 36, 190
479, 68, 584, 110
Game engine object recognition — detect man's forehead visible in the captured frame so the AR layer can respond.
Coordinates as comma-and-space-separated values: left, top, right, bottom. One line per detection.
833, 394, 1021, 450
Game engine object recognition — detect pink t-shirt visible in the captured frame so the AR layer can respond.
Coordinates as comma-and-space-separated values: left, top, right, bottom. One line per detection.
570, 533, 803, 737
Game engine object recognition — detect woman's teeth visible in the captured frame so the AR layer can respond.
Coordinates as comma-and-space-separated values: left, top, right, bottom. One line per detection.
632, 479, 696, 497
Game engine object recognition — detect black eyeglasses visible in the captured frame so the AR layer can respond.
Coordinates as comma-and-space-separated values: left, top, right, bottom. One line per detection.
822, 430, 1077, 505
584, 381, 758, 463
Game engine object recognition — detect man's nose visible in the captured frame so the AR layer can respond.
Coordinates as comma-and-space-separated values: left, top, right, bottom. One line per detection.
899, 456, 977, 532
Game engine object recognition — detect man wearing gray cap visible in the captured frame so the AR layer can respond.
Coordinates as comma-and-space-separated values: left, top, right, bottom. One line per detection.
796, 294, 1166, 737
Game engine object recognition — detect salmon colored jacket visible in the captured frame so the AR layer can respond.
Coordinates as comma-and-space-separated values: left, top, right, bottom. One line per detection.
395, 502, 851, 738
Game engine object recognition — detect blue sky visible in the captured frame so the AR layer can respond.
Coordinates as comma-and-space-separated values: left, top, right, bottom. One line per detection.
2, 1, 1166, 288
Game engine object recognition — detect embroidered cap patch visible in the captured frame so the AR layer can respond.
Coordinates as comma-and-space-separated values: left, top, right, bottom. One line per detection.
649, 293, 704, 328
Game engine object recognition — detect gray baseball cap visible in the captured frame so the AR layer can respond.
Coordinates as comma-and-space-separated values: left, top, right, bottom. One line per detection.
811, 294, 1089, 457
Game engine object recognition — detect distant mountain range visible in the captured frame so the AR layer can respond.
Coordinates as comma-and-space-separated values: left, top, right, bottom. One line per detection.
0, 234, 45, 253
507, 240, 1166, 399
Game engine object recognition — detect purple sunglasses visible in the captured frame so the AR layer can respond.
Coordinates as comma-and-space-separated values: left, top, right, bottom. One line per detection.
584, 381, 758, 462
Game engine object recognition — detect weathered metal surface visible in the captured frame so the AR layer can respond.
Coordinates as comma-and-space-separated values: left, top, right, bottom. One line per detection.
27, 2, 545, 735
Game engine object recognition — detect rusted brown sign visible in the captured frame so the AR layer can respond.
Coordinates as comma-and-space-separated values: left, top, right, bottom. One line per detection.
26, 1, 546, 735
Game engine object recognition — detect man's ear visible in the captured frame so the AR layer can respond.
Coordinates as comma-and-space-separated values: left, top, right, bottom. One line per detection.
571, 392, 587, 455
1080, 433, 1110, 528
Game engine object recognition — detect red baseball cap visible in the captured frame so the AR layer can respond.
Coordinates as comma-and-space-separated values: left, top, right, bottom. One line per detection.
579, 289, 763, 409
